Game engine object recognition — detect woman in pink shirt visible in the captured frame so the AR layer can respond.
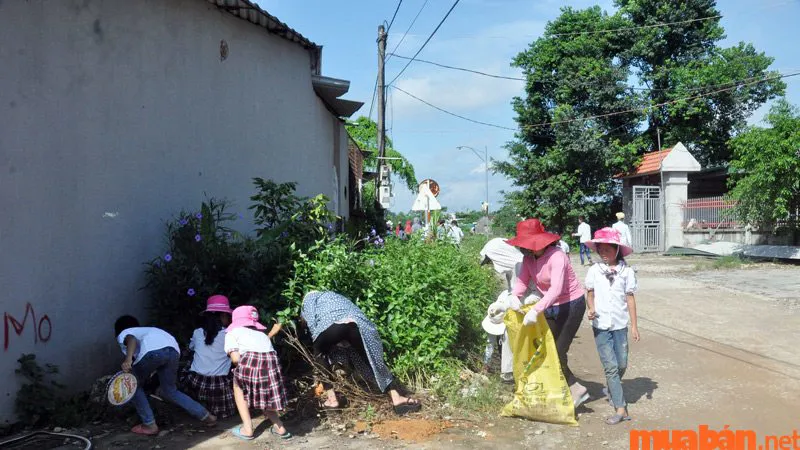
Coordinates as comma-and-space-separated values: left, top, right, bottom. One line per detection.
507, 218, 589, 407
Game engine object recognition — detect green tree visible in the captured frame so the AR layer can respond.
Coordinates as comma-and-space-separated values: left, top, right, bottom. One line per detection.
617, 0, 785, 166
491, 198, 523, 237
727, 99, 800, 239
346, 116, 418, 191
496, 0, 784, 232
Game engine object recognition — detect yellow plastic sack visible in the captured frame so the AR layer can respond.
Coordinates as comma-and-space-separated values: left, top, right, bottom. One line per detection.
500, 304, 577, 425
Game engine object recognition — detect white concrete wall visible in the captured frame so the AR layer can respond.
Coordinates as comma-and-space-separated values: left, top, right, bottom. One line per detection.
0, 0, 349, 423
682, 230, 793, 247
663, 172, 689, 250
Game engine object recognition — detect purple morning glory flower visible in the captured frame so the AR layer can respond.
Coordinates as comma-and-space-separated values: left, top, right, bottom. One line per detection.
370, 228, 376, 236
196, 213, 203, 219
327, 223, 334, 231
195, 234, 202, 242
179, 219, 188, 226
187, 288, 196, 296
164, 253, 172, 262
280, 231, 289, 238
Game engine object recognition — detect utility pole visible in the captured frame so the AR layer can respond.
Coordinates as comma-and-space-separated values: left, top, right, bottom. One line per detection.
376, 25, 387, 169
484, 145, 489, 218
375, 25, 388, 211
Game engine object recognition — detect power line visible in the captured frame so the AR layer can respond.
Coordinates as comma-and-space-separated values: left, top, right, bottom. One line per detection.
389, 53, 526, 81
386, 0, 404, 32
388, 52, 796, 95
386, 0, 430, 62
391, 71, 799, 131
388, 88, 395, 142
387, 0, 461, 86
367, 74, 378, 120
519, 71, 799, 130
549, 15, 722, 37
390, 85, 516, 131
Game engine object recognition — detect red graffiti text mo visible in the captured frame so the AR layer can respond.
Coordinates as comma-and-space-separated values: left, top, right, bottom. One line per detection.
4, 303, 52, 351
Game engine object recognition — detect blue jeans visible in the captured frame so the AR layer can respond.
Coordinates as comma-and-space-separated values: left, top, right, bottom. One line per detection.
593, 328, 628, 409
131, 347, 209, 425
579, 243, 593, 265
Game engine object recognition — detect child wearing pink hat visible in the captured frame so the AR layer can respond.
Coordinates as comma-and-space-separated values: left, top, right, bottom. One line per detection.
224, 305, 290, 440
184, 295, 236, 419
584, 228, 640, 425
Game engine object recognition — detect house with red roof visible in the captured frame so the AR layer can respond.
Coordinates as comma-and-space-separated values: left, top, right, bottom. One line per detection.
620, 142, 701, 252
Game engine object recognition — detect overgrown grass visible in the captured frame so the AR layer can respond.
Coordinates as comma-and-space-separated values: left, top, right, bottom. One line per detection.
693, 255, 754, 271
429, 368, 511, 417
712, 255, 750, 269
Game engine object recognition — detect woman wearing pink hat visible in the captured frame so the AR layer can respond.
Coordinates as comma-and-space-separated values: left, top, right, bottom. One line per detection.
506, 218, 589, 407
584, 228, 640, 425
184, 295, 236, 419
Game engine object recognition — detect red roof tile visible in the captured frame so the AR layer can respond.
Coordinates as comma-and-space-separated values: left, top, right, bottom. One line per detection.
628, 148, 672, 177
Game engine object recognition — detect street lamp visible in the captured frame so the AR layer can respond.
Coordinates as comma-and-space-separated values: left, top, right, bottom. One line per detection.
456, 145, 490, 231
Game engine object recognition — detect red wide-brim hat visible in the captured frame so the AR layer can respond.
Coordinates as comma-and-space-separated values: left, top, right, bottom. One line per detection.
506, 218, 562, 252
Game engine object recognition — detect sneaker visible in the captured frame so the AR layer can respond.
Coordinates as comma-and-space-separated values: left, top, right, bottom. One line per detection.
570, 383, 589, 408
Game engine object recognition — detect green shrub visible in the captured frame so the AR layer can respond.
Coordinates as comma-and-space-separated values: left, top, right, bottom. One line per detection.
144, 178, 497, 384
144, 180, 334, 342
281, 237, 496, 380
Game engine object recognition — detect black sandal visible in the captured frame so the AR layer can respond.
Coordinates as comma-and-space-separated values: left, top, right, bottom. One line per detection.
392, 398, 422, 416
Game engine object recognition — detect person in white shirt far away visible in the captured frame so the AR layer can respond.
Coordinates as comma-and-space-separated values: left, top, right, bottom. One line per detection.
612, 212, 633, 248
448, 219, 464, 246
572, 216, 594, 265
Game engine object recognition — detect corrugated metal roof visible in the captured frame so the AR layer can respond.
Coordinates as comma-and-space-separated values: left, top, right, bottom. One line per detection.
208, 0, 322, 72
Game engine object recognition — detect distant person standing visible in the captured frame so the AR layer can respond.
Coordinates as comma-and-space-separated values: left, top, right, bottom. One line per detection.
436, 219, 448, 240
411, 217, 423, 234
572, 216, 593, 266
612, 212, 633, 248
448, 220, 464, 246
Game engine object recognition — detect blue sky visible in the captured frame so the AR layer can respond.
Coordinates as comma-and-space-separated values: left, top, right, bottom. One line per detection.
259, 0, 800, 213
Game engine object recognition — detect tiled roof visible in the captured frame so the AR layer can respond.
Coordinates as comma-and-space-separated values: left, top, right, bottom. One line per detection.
628, 148, 672, 177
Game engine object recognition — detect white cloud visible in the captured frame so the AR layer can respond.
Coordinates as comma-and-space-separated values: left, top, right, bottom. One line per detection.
470, 162, 487, 174
387, 19, 545, 119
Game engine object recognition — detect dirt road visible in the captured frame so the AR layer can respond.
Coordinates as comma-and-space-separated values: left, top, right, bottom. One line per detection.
71, 255, 800, 449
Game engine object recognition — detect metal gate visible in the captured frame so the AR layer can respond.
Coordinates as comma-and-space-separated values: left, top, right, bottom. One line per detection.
632, 185, 663, 253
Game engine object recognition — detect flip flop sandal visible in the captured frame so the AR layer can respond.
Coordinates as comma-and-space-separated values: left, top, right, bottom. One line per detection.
230, 425, 255, 441
270, 425, 293, 440
605, 414, 631, 425
130, 424, 159, 436
393, 399, 422, 416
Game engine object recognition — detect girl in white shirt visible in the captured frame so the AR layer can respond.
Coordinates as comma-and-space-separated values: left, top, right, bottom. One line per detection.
224, 305, 290, 441
185, 295, 236, 419
585, 228, 640, 425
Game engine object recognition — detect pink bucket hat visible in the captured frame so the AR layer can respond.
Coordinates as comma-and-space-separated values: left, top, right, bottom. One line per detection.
203, 295, 233, 314
227, 305, 266, 331
585, 227, 634, 257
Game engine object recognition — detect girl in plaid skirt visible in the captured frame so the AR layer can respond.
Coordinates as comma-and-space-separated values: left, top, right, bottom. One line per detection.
224, 305, 291, 441
184, 295, 236, 419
